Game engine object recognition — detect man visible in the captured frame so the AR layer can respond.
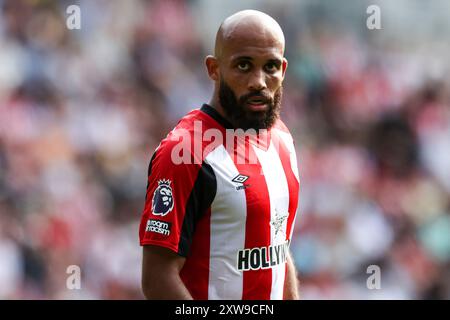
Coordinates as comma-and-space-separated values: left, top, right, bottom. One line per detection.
139, 10, 300, 300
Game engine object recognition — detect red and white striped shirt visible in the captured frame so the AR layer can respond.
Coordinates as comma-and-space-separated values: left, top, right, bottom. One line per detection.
139, 104, 300, 300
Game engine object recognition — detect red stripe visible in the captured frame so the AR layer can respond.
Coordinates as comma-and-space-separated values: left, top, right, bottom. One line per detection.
272, 132, 299, 300
232, 137, 272, 300
272, 132, 300, 241
180, 207, 211, 299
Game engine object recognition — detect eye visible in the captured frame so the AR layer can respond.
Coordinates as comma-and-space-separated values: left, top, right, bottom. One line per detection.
237, 61, 250, 71
265, 62, 278, 73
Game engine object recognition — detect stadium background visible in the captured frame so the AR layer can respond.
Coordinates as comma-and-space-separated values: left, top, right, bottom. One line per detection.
0, 0, 450, 299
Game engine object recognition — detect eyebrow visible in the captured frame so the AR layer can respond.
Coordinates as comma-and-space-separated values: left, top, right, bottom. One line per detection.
232, 56, 282, 65
233, 56, 253, 62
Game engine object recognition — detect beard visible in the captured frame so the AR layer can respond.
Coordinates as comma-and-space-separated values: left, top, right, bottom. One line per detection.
218, 78, 282, 130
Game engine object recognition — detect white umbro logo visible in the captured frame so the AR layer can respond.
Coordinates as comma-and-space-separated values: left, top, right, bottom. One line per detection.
232, 174, 249, 184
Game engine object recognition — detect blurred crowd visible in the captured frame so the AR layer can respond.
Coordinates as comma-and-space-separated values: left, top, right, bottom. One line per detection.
0, 0, 449, 299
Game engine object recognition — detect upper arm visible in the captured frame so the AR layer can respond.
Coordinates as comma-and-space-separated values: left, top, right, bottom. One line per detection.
141, 245, 187, 299
142, 245, 186, 279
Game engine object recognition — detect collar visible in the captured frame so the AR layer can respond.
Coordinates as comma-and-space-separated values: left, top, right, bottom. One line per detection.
200, 104, 234, 129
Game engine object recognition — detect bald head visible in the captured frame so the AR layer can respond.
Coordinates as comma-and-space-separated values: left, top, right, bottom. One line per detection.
205, 10, 288, 130
215, 10, 285, 59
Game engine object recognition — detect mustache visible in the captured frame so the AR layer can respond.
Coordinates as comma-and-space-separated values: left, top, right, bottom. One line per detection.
239, 91, 272, 104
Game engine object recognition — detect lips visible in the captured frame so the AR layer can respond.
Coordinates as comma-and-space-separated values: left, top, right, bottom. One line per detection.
246, 96, 269, 112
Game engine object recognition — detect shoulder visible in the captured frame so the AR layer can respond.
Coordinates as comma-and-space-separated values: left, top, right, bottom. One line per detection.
272, 118, 299, 159
273, 118, 294, 142
273, 118, 291, 134
154, 108, 221, 166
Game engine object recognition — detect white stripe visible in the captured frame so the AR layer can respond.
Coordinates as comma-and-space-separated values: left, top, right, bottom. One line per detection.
205, 145, 246, 299
274, 129, 300, 240
275, 129, 300, 183
253, 141, 290, 300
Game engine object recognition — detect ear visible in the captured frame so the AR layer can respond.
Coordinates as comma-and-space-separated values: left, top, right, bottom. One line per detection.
205, 55, 219, 81
281, 57, 288, 80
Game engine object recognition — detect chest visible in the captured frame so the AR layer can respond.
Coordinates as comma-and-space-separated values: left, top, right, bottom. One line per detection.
206, 143, 294, 226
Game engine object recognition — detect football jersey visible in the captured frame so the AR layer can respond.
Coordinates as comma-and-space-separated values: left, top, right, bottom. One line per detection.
139, 104, 300, 300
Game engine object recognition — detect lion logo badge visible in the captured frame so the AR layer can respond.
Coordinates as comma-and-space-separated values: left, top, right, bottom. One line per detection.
152, 179, 174, 216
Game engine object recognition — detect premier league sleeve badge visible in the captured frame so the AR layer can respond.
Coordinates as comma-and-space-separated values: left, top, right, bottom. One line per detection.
151, 179, 174, 216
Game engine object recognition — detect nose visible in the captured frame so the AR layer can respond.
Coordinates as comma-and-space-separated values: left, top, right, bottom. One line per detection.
248, 70, 267, 91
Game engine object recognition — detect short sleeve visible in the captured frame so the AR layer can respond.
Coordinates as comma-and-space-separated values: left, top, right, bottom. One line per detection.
139, 138, 216, 257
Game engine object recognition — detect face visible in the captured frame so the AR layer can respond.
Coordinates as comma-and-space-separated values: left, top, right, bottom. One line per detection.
219, 77, 283, 130
207, 30, 287, 130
